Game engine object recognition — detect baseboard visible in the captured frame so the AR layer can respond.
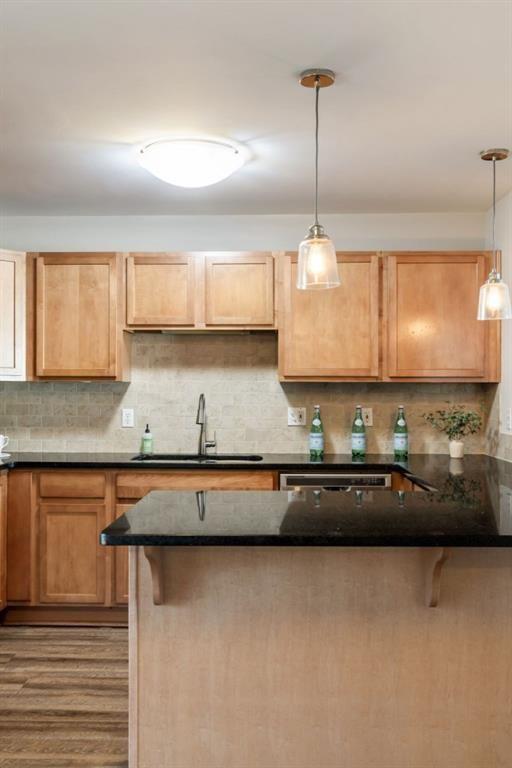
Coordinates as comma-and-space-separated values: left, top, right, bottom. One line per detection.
2, 605, 128, 626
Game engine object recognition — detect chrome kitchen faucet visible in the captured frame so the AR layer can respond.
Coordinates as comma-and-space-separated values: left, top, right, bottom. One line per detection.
196, 394, 217, 458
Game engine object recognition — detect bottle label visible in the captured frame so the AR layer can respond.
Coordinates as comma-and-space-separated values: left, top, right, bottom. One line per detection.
354, 418, 363, 427
397, 418, 406, 427
351, 434, 366, 450
312, 418, 322, 427
309, 434, 324, 451
394, 435, 408, 450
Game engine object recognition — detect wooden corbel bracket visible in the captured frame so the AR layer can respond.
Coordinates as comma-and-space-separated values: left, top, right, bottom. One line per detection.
143, 547, 165, 605
425, 547, 450, 607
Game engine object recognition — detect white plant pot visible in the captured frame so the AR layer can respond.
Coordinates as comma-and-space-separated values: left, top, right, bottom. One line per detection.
449, 440, 464, 459
449, 458, 465, 476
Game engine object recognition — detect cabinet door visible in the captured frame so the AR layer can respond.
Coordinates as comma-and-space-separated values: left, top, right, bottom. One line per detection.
113, 504, 133, 606
0, 473, 7, 611
36, 253, 118, 377
127, 253, 195, 326
39, 502, 107, 604
205, 252, 274, 326
0, 250, 26, 380
278, 252, 380, 379
7, 471, 33, 604
384, 252, 499, 380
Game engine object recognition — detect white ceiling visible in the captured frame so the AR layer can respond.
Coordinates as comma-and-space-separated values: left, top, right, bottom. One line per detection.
1, 0, 511, 216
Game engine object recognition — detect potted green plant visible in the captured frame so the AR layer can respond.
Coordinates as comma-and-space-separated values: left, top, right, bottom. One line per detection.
422, 404, 482, 458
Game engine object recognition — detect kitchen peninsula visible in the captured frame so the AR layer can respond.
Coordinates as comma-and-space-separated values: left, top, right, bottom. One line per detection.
101, 455, 512, 768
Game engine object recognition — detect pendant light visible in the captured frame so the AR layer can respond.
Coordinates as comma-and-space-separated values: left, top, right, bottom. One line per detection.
477, 148, 511, 320
297, 69, 340, 290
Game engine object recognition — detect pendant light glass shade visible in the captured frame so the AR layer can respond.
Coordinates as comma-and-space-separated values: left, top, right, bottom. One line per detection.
477, 148, 511, 320
297, 224, 339, 290
297, 69, 340, 290
477, 269, 512, 320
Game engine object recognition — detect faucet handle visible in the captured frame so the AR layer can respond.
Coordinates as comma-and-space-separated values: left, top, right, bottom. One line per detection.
205, 429, 217, 452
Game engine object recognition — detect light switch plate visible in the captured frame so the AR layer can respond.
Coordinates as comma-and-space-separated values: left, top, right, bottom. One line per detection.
288, 407, 306, 426
362, 407, 373, 427
121, 408, 135, 428
506, 407, 512, 432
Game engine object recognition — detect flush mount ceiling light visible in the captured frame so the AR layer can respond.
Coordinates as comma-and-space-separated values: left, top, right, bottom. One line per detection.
297, 68, 340, 291
137, 138, 248, 188
477, 148, 511, 320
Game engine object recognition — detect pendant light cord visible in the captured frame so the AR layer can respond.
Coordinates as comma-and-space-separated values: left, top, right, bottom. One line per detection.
492, 157, 497, 273
314, 77, 320, 226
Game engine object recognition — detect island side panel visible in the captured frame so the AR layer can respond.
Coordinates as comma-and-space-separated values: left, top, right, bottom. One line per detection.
128, 546, 139, 768
131, 546, 512, 768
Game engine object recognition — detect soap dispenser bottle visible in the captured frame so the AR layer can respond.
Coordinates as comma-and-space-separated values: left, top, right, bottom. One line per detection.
141, 424, 154, 455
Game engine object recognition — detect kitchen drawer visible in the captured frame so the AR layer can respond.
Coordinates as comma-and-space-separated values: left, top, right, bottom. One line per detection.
39, 471, 107, 499
116, 470, 276, 499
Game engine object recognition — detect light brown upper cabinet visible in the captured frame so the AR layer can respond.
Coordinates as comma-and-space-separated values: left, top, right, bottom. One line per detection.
34, 252, 130, 380
278, 252, 380, 380
127, 253, 195, 326
205, 252, 274, 326
126, 251, 275, 329
0, 250, 29, 380
383, 252, 500, 381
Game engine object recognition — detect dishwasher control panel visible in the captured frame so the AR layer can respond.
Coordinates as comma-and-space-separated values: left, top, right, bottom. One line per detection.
279, 473, 392, 490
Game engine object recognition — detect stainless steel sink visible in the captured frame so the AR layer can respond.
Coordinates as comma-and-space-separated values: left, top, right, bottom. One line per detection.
131, 453, 263, 462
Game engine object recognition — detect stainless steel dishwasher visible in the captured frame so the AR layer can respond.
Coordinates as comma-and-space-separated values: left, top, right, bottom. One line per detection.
279, 473, 392, 491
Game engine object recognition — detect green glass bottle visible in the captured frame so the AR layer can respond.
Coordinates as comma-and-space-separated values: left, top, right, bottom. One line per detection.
309, 404, 324, 461
393, 405, 408, 461
351, 405, 366, 461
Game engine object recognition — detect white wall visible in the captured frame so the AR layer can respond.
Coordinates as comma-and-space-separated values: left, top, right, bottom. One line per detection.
0, 212, 486, 252
486, 191, 512, 436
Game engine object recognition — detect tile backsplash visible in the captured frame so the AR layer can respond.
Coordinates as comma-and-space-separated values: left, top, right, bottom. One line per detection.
486, 385, 512, 463
0, 333, 495, 455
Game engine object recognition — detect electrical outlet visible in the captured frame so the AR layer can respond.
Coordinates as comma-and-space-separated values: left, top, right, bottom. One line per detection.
362, 407, 373, 427
121, 408, 135, 428
288, 407, 306, 426
507, 407, 512, 432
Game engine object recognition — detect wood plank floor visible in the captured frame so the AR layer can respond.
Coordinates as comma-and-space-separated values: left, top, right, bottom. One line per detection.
0, 626, 128, 767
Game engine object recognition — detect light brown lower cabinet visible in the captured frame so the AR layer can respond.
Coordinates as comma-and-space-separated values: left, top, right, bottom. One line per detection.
0, 472, 7, 611
113, 504, 133, 606
6, 468, 277, 618
39, 502, 107, 604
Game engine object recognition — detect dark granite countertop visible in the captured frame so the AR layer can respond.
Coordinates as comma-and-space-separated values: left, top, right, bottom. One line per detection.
3, 451, 511, 546
98, 454, 512, 547
100, 478, 512, 547
1, 451, 507, 489
0, 450, 427, 471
